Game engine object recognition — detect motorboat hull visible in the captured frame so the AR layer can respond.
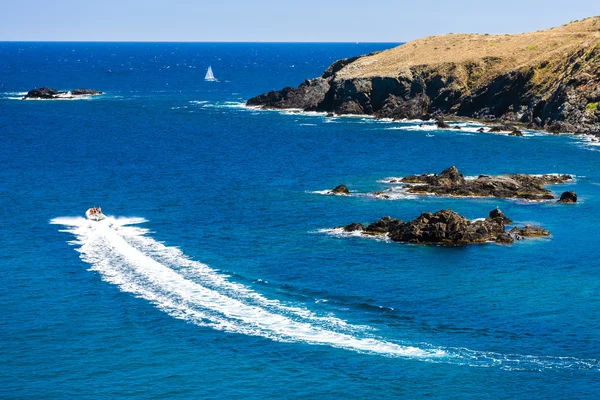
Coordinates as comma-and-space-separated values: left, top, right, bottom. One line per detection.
86, 208, 106, 221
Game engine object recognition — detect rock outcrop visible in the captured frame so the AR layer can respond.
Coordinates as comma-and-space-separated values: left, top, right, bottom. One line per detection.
248, 17, 600, 136
23, 87, 103, 99
339, 208, 546, 245
388, 166, 571, 200
329, 184, 350, 195
557, 191, 578, 203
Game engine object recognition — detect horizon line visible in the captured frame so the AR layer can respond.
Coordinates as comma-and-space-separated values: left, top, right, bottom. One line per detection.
0, 40, 404, 44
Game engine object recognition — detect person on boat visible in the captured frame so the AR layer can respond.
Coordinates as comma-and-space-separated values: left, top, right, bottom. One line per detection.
97, 207, 102, 214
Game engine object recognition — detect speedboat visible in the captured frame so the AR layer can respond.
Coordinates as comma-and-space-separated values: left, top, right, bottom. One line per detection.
86, 207, 106, 221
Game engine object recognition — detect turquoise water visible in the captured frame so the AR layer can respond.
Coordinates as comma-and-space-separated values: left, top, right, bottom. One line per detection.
1, 42, 599, 399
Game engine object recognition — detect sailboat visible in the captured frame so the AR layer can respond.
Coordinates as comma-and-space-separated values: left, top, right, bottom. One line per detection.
204, 66, 218, 82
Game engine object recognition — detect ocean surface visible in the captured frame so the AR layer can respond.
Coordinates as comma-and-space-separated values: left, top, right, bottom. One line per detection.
1, 42, 599, 399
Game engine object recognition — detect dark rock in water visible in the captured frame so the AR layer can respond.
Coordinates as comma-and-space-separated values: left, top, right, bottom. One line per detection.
365, 216, 403, 234
71, 88, 103, 95
23, 87, 59, 99
403, 165, 466, 187
326, 112, 335, 117
337, 209, 549, 245
23, 87, 103, 99
489, 208, 513, 224
476, 127, 485, 132
508, 129, 523, 136
395, 166, 571, 200
510, 225, 550, 237
453, 126, 462, 130
557, 191, 578, 203
495, 233, 515, 244
436, 119, 451, 128
329, 184, 350, 195
342, 223, 365, 232
489, 124, 515, 133
373, 190, 391, 199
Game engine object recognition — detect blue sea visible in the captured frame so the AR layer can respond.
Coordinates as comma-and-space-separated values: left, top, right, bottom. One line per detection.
1, 42, 600, 399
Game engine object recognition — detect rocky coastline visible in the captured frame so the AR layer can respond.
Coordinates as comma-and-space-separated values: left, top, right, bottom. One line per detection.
338, 208, 549, 245
247, 17, 600, 137
23, 88, 103, 100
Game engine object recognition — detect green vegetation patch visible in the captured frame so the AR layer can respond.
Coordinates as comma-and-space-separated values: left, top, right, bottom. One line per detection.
527, 45, 538, 51
586, 102, 599, 115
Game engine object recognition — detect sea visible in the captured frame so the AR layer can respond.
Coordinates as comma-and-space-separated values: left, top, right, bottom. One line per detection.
1, 42, 599, 399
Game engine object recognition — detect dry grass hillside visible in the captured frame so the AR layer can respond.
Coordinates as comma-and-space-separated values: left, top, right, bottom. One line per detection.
336, 16, 600, 86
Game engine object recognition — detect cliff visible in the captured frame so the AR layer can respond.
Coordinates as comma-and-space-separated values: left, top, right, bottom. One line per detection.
247, 17, 600, 135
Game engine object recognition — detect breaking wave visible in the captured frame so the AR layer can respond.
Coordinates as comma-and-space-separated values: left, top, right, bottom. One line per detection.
50, 216, 600, 371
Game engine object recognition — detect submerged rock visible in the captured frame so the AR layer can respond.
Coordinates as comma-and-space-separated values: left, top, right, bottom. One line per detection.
393, 166, 571, 200
510, 225, 550, 237
557, 191, 578, 203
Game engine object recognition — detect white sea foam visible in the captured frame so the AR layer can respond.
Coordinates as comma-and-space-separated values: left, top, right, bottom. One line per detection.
318, 227, 391, 242
1, 91, 28, 100
309, 190, 352, 196
50, 216, 440, 358
50, 216, 600, 370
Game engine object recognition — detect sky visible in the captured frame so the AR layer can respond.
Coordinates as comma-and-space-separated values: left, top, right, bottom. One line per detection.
1, 0, 599, 42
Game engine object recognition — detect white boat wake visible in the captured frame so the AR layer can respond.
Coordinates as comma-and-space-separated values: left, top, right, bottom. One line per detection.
50, 216, 439, 358
51, 216, 599, 371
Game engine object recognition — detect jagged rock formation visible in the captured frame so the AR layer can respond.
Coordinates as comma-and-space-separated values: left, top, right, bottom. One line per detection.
248, 17, 600, 136
381, 166, 572, 200
338, 208, 545, 245
23, 87, 102, 99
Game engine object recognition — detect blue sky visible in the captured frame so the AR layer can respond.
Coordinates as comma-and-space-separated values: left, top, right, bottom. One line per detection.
1, 0, 598, 42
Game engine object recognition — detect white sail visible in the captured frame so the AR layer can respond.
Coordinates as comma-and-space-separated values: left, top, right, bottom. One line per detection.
205, 66, 217, 82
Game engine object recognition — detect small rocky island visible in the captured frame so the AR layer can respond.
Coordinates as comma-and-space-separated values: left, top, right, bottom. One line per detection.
377, 166, 572, 200
339, 208, 548, 245
23, 87, 103, 100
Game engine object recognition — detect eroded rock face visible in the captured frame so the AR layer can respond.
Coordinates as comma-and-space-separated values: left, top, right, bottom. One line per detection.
396, 166, 571, 200
23, 87, 103, 99
339, 208, 537, 245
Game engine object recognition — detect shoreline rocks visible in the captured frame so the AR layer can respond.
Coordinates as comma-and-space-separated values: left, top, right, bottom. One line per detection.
390, 166, 571, 200
23, 87, 103, 100
338, 208, 547, 245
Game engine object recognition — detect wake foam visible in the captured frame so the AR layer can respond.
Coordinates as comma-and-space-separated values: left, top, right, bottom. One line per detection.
51, 216, 600, 371
50, 216, 438, 358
